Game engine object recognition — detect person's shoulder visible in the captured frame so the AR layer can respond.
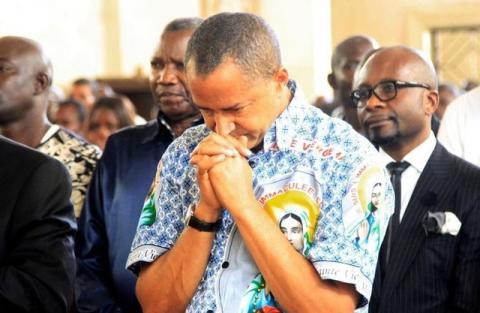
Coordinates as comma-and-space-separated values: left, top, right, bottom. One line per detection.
449, 86, 480, 111
170, 124, 210, 152
1, 136, 47, 164
434, 143, 480, 187
55, 127, 102, 159
0, 136, 68, 180
314, 112, 376, 155
112, 119, 158, 140
104, 121, 158, 152
445, 145, 480, 180
156, 125, 210, 170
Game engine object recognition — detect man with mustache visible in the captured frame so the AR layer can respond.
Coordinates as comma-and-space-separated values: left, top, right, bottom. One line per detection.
75, 17, 203, 313
354, 46, 480, 313
128, 13, 393, 313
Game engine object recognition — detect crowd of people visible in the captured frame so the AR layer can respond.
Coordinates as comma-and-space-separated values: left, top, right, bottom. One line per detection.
1, 12, 479, 313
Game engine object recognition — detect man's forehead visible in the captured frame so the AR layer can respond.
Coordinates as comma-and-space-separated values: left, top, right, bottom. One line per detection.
344, 42, 374, 60
0, 49, 31, 67
157, 30, 193, 50
0, 37, 35, 54
355, 52, 413, 85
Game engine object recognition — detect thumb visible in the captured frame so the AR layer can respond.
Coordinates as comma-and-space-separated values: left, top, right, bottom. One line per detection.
239, 135, 248, 147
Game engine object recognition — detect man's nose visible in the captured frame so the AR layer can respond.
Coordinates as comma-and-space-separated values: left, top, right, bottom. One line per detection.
365, 92, 386, 110
158, 65, 178, 85
214, 113, 235, 136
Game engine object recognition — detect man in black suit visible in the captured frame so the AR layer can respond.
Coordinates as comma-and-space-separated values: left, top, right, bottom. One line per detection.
354, 46, 480, 313
0, 136, 77, 312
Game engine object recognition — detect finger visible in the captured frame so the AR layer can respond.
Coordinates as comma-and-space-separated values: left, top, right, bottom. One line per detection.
224, 135, 252, 157
193, 143, 238, 158
190, 153, 226, 172
237, 135, 252, 157
191, 134, 239, 157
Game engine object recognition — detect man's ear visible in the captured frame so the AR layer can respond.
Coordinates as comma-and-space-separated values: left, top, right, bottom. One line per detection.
328, 73, 337, 89
33, 72, 50, 95
424, 90, 439, 117
274, 67, 289, 85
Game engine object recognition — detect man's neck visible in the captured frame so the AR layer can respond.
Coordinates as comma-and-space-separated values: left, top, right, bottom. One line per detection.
382, 130, 431, 162
167, 113, 202, 138
0, 118, 51, 148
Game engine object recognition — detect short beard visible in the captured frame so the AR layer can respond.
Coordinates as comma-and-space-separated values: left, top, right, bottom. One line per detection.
367, 131, 401, 148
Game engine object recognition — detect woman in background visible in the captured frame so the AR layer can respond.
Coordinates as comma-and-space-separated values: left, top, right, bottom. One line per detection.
86, 96, 134, 150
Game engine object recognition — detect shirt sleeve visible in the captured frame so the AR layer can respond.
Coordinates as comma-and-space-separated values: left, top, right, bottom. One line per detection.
438, 97, 465, 158
307, 154, 394, 309
126, 141, 195, 274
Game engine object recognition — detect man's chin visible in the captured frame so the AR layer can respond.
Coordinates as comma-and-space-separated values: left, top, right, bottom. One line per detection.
0, 111, 22, 126
160, 102, 192, 116
368, 131, 399, 147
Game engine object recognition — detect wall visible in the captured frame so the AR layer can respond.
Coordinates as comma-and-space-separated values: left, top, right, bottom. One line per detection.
198, 0, 333, 100
0, 0, 105, 89
261, 0, 332, 100
0, 0, 200, 90
116, 0, 199, 77
331, 0, 480, 49
1, 0, 333, 100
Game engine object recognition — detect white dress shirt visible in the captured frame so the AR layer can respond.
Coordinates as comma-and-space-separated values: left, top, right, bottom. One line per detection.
379, 131, 436, 222
438, 86, 480, 167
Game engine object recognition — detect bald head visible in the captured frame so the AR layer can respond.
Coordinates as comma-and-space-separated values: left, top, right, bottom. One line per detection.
0, 36, 54, 128
331, 35, 378, 70
355, 45, 439, 158
357, 46, 438, 90
329, 35, 379, 111
0, 36, 53, 88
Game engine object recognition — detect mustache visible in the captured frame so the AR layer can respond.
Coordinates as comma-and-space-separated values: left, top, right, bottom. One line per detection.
156, 90, 187, 98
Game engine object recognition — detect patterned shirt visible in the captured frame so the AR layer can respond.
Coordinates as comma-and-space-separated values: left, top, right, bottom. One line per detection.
127, 83, 394, 312
38, 125, 101, 217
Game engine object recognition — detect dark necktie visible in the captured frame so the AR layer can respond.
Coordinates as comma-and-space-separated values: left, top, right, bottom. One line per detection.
386, 161, 410, 231
382, 161, 410, 271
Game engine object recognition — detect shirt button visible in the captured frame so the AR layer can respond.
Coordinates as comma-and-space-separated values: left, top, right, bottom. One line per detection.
221, 261, 229, 269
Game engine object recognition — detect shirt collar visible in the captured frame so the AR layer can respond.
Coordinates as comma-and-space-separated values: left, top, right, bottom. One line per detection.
40, 124, 60, 145
142, 112, 203, 144
262, 80, 312, 151
379, 131, 437, 173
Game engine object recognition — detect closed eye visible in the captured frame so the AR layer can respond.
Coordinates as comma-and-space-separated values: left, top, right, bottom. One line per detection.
150, 60, 164, 70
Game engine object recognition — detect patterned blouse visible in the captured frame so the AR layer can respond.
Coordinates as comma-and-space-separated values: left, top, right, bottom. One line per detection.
38, 125, 101, 217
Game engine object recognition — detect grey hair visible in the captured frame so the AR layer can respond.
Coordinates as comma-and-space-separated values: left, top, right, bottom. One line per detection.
163, 17, 204, 33
185, 12, 282, 81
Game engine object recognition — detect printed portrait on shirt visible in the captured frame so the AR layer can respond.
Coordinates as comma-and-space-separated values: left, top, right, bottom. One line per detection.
264, 190, 320, 255
240, 169, 322, 313
343, 165, 386, 253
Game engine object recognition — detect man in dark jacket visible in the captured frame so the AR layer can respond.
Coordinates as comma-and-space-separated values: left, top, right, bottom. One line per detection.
0, 136, 76, 312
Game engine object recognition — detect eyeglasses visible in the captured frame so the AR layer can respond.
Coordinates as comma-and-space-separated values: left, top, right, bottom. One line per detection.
351, 80, 431, 108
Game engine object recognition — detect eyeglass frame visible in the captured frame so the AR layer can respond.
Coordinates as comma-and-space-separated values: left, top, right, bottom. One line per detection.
351, 80, 432, 109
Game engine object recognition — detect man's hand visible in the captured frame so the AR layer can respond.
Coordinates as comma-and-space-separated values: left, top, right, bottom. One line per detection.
190, 134, 254, 216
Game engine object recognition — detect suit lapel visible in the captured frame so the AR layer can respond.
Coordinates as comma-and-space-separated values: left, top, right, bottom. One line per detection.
381, 144, 454, 298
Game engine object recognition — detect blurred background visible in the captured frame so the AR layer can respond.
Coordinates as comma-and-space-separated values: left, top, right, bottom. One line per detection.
2, 0, 479, 118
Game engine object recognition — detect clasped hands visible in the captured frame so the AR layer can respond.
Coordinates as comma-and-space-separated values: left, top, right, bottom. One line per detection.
189, 133, 256, 218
